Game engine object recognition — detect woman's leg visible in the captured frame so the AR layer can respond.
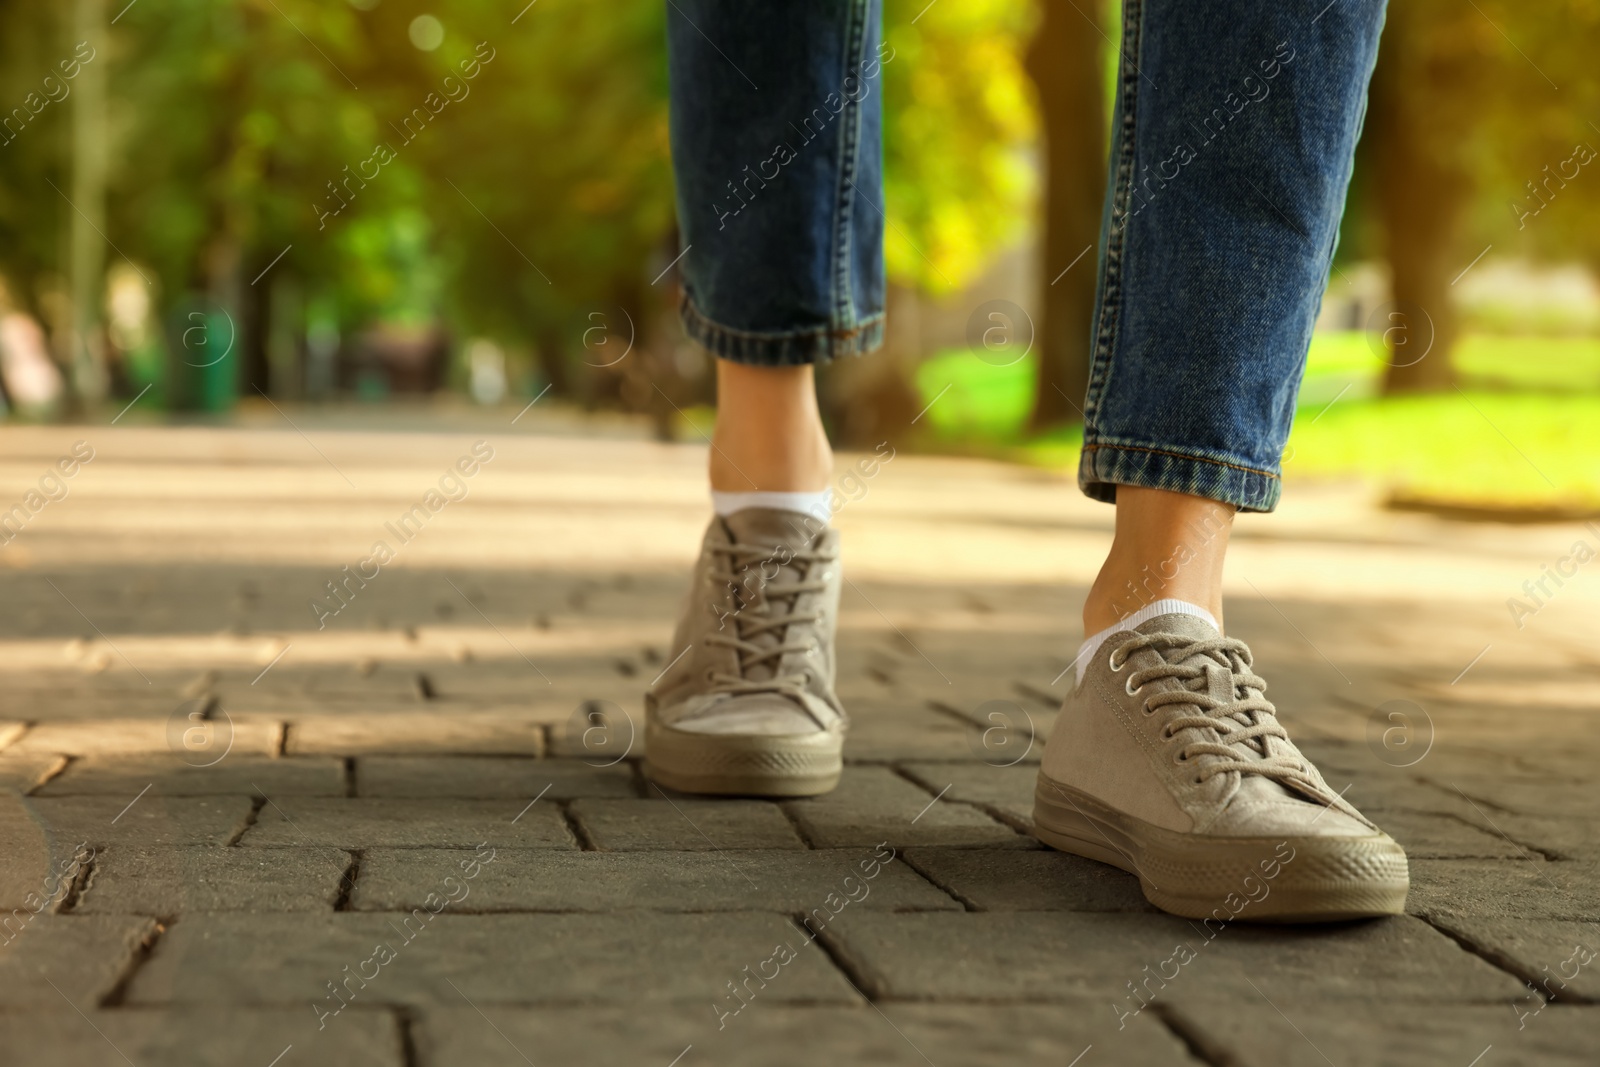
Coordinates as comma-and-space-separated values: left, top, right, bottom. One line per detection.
647, 0, 885, 797
1036, 0, 1410, 921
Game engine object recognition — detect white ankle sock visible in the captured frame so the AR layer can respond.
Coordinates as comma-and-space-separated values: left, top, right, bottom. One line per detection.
1072, 598, 1218, 687
711, 489, 832, 522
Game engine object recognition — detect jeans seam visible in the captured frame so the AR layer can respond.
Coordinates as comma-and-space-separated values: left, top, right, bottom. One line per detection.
680, 293, 885, 366
1082, 0, 1145, 434
1080, 442, 1281, 482
833, 0, 869, 329
682, 293, 885, 343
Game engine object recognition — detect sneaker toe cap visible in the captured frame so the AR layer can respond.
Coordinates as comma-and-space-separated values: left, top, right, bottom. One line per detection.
664, 693, 831, 737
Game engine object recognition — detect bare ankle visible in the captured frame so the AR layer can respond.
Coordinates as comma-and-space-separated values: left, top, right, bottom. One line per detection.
1082, 486, 1235, 634
710, 360, 832, 491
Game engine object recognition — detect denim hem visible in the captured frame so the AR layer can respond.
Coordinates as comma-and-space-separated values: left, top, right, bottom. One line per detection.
1077, 439, 1282, 513
680, 293, 885, 367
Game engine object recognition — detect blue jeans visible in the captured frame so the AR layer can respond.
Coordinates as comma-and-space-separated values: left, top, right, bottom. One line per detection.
667, 0, 1386, 512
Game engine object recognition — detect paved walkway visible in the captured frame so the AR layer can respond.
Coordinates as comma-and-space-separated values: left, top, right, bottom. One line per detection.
0, 423, 1595, 1066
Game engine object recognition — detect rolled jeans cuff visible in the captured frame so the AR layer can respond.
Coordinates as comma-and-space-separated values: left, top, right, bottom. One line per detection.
1078, 438, 1281, 513
680, 294, 885, 368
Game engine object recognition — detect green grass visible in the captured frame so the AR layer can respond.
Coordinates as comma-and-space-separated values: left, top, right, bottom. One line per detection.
912, 333, 1600, 511
1284, 392, 1600, 510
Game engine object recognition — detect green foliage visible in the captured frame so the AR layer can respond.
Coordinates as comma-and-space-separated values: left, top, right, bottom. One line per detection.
0, 0, 1593, 422
1371, 0, 1600, 265
913, 331, 1600, 510
882, 0, 1039, 293
1284, 392, 1600, 510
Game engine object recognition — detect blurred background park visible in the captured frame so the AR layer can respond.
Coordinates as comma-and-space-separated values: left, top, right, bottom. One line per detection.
1, 0, 1597, 518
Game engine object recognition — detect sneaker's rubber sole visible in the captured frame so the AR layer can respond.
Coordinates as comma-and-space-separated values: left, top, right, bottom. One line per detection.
644, 721, 843, 797
1033, 777, 1409, 923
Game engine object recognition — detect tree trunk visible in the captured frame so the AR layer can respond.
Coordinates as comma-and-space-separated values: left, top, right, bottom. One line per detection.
818, 283, 921, 449
1025, 0, 1107, 428
1368, 6, 1469, 395
68, 0, 109, 407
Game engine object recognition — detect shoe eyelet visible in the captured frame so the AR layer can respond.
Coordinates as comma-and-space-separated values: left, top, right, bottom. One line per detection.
1124, 676, 1139, 697
1108, 656, 1126, 673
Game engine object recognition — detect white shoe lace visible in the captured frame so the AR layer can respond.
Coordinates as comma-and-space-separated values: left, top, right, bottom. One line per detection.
1109, 632, 1310, 787
702, 540, 835, 701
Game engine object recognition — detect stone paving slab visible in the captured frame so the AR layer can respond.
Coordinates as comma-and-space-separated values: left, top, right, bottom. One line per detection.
0, 691, 205, 722
3, 795, 254, 849
899, 761, 1038, 826
822, 912, 1526, 1002
1, 796, 253, 910
1162, 997, 1600, 1067
0, 830, 91, 913
835, 700, 992, 762
1, 427, 1594, 1062
14, 718, 281, 758
0, 915, 157, 1007
1279, 759, 1480, 817
34, 756, 347, 797
284, 711, 545, 756
0, 752, 66, 793
1445, 777, 1600, 820
901, 848, 1157, 912
74, 846, 352, 914
542, 698, 644, 760
1406, 860, 1600, 920
1426, 915, 1600, 1000
0, 1008, 403, 1067
569, 798, 806, 851
1307, 738, 1574, 781
783, 767, 1034, 849
239, 797, 575, 849
1372, 808, 1529, 859
1484, 813, 1600, 862
127, 912, 862, 1007
411, 1002, 1190, 1067
352, 848, 960, 914
354, 756, 637, 798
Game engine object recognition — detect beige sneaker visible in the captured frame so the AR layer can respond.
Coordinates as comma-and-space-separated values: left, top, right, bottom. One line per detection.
1034, 613, 1408, 921
645, 508, 845, 796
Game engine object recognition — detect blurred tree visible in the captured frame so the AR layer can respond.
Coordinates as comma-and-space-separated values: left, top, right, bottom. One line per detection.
407, 0, 676, 405
0, 0, 1148, 425
0, 1, 79, 347
1024, 0, 1106, 428
881, 0, 1038, 293
1364, 0, 1600, 394
107, 0, 388, 404
822, 0, 1039, 445
1365, 0, 1480, 394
